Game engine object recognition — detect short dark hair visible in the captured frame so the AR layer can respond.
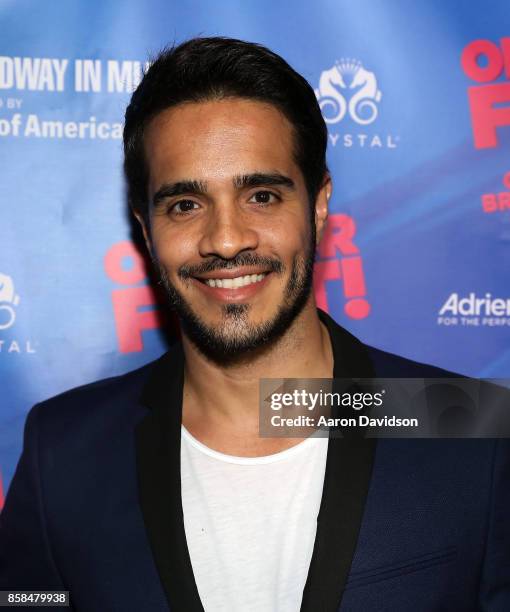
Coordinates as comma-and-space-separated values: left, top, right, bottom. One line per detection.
123, 37, 328, 221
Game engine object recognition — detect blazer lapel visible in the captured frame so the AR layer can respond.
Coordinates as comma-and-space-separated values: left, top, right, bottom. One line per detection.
135, 342, 204, 612
300, 310, 378, 611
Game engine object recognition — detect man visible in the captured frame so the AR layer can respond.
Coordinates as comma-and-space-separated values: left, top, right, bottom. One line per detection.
1, 37, 509, 611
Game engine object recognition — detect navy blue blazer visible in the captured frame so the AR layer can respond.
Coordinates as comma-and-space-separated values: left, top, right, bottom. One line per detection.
1, 310, 509, 611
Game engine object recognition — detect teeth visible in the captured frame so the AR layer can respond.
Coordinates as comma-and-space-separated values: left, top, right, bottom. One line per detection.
204, 273, 266, 288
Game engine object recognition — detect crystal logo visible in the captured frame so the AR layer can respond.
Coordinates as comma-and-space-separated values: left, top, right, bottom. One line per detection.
314, 58, 398, 149
437, 292, 510, 327
0, 273, 20, 330
315, 58, 382, 125
0, 273, 36, 353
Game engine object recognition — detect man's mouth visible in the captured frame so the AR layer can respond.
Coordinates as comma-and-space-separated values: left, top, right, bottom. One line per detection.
189, 268, 272, 301
201, 273, 267, 289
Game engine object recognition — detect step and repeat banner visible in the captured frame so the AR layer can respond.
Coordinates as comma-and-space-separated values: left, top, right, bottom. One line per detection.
1, 0, 509, 498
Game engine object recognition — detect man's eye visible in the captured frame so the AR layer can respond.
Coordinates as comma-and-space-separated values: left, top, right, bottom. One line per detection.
170, 199, 199, 214
248, 191, 280, 205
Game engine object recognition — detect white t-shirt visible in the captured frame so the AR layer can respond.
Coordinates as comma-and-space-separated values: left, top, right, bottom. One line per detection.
181, 427, 329, 612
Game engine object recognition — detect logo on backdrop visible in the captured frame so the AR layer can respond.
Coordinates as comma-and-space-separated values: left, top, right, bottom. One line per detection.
437, 292, 510, 327
0, 273, 36, 354
314, 213, 370, 320
105, 216, 370, 353
461, 37, 510, 149
104, 242, 164, 354
315, 59, 382, 126
481, 170, 510, 213
0, 273, 20, 330
314, 58, 398, 149
0, 56, 148, 141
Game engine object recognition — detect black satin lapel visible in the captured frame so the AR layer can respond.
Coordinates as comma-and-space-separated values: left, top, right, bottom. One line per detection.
136, 344, 204, 612
301, 310, 377, 611
300, 437, 376, 611
317, 309, 376, 380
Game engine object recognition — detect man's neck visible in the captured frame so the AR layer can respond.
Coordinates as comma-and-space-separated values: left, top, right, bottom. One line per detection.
181, 300, 334, 456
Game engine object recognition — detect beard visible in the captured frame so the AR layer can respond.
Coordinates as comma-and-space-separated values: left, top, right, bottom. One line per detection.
155, 223, 316, 365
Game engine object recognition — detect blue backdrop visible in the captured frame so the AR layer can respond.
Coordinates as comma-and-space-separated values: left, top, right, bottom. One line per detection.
1, 0, 509, 500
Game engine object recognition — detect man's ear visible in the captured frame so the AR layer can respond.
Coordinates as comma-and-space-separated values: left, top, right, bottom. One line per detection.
314, 174, 331, 245
133, 209, 154, 258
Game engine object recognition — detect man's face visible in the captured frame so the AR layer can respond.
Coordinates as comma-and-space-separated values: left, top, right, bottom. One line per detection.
141, 98, 328, 362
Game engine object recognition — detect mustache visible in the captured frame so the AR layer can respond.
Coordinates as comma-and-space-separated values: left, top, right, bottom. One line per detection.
178, 252, 284, 279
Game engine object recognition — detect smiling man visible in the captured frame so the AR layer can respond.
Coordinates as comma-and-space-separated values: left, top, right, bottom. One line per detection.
1, 37, 509, 612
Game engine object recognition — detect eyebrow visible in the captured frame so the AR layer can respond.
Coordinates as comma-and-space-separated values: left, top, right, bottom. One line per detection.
232, 172, 296, 190
152, 180, 207, 207
152, 172, 295, 208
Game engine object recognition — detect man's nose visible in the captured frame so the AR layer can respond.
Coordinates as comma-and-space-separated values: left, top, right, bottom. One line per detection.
198, 201, 259, 260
